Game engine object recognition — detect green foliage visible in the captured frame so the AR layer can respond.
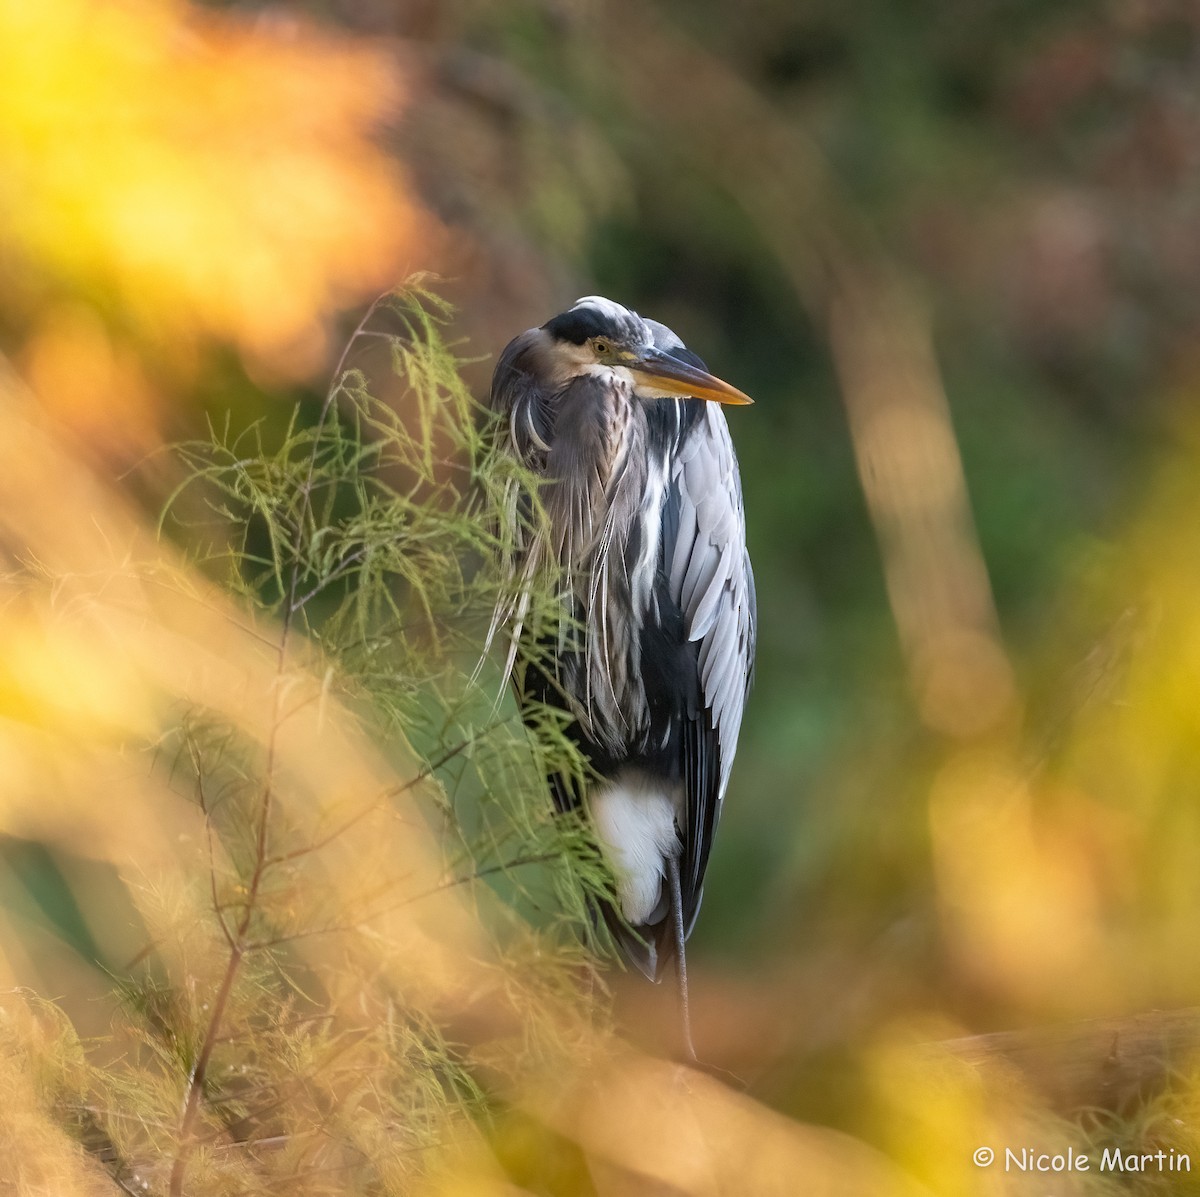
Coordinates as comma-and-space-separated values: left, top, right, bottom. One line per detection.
169, 281, 611, 949
9, 280, 624, 1193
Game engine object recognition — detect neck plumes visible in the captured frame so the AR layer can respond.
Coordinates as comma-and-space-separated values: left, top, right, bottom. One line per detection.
544, 373, 642, 571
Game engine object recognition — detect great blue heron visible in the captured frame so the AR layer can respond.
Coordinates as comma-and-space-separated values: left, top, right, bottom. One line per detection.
487, 296, 756, 1056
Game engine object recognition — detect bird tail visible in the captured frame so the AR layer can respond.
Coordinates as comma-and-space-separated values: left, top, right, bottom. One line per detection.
596, 899, 668, 981
599, 879, 704, 981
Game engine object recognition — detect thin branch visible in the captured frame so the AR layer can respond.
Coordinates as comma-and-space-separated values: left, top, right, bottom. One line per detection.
263, 731, 485, 870
190, 738, 235, 952
168, 931, 247, 1194
299, 855, 489, 941
289, 543, 371, 612
167, 299, 393, 1197
243, 852, 562, 951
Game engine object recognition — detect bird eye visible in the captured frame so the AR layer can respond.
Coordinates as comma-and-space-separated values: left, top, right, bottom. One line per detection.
593, 339, 611, 356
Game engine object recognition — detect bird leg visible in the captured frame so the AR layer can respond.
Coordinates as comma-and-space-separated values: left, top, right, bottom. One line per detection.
666, 853, 698, 1062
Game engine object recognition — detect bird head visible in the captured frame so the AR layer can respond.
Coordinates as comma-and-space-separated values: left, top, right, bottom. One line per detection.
539, 296, 753, 406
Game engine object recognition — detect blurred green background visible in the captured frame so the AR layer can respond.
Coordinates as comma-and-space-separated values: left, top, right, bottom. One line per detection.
262, 0, 1200, 1119
228, 0, 1187, 1002
7, 1, 1200, 1189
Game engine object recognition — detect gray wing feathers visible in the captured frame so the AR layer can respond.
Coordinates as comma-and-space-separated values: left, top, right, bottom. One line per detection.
690, 542, 734, 639
668, 404, 755, 798
681, 539, 723, 620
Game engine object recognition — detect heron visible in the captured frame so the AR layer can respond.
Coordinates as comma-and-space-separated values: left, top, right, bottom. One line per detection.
487, 296, 756, 1057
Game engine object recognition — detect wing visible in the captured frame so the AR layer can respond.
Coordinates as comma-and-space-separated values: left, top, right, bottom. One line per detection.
663, 398, 756, 927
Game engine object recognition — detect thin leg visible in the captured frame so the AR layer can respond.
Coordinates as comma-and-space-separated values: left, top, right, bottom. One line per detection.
666, 853, 697, 1062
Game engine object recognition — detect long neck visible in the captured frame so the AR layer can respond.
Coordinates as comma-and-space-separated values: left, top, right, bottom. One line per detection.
544, 373, 644, 567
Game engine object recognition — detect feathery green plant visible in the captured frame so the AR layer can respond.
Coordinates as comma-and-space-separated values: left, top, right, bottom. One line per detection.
170, 281, 614, 947
3, 280, 621, 1194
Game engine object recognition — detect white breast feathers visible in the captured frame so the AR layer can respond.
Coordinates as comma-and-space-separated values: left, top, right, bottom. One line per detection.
590, 769, 682, 925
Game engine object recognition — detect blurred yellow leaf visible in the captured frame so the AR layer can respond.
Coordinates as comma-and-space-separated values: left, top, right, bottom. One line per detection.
0, 0, 421, 379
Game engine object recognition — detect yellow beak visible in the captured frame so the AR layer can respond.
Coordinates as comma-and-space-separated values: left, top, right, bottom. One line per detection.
627, 347, 753, 405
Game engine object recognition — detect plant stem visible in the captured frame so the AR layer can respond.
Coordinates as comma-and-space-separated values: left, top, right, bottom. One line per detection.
167, 304, 386, 1194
